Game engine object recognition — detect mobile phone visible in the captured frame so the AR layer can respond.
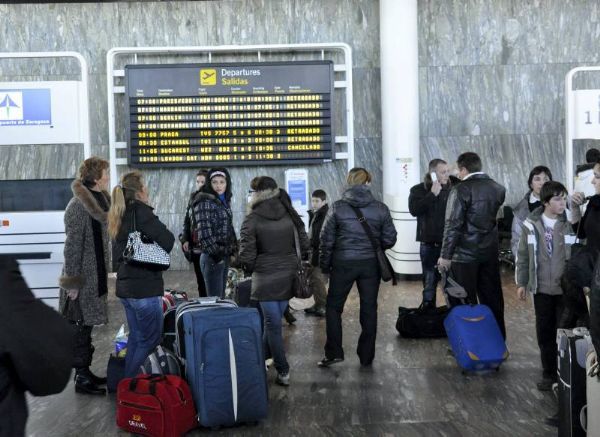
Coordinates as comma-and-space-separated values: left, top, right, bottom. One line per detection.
430, 172, 438, 182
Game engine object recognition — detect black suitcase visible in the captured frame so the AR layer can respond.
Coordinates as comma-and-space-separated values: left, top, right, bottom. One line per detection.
396, 305, 448, 338
106, 354, 126, 394
557, 327, 592, 437
233, 278, 253, 307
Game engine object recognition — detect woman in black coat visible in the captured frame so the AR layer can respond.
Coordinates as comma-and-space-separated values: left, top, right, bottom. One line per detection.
109, 171, 175, 378
239, 177, 309, 387
318, 168, 397, 368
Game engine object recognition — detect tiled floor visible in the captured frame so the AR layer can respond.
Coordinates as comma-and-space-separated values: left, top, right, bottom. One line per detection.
26, 267, 556, 436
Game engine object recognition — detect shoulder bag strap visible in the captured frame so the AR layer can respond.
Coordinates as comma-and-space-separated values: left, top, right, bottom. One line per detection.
348, 204, 380, 252
292, 226, 302, 261
130, 205, 137, 233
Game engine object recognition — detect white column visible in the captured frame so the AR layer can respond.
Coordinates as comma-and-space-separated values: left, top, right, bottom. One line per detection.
380, 0, 421, 274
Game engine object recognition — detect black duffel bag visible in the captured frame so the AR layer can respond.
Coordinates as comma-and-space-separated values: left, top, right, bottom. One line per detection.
396, 305, 449, 338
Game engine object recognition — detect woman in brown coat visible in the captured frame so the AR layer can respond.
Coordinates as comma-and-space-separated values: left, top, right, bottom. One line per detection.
239, 176, 309, 387
59, 157, 110, 395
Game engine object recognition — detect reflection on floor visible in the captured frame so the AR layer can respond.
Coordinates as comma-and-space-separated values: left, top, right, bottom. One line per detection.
26, 268, 555, 436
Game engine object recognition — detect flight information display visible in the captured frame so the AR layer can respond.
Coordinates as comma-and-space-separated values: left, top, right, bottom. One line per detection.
125, 61, 334, 168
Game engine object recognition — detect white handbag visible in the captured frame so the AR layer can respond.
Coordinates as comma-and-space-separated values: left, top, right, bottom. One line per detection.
123, 210, 170, 270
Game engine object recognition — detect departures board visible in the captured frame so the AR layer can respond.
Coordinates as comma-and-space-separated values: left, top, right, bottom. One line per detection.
125, 61, 334, 168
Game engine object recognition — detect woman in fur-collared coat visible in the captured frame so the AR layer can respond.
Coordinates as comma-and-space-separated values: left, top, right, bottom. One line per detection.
59, 157, 110, 395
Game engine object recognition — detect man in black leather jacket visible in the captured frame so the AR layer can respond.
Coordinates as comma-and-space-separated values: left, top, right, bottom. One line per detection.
438, 152, 507, 338
318, 168, 397, 367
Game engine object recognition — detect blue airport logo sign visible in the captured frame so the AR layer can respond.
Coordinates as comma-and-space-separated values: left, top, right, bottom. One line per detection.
0, 89, 51, 126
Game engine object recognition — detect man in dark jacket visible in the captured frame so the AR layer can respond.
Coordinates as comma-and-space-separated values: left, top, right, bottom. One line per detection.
305, 189, 329, 317
319, 168, 397, 367
409, 158, 456, 309
0, 256, 74, 436
438, 152, 507, 338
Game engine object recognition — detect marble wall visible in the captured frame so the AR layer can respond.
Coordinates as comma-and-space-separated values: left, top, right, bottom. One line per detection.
418, 0, 600, 207
0, 0, 381, 269
5, 0, 600, 269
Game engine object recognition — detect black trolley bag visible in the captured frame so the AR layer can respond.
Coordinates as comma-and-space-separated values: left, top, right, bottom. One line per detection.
557, 327, 593, 437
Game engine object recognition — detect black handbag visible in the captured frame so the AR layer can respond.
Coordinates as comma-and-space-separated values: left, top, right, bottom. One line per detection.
348, 205, 397, 285
292, 226, 312, 299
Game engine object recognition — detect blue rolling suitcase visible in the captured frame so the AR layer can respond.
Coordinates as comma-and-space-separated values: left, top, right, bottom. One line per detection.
175, 298, 268, 428
442, 274, 509, 371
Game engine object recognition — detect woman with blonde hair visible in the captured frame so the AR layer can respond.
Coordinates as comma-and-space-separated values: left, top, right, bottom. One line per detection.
109, 171, 174, 377
318, 167, 397, 368
59, 156, 111, 395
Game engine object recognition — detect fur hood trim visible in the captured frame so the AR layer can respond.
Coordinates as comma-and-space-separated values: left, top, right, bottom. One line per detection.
71, 179, 110, 223
247, 188, 280, 214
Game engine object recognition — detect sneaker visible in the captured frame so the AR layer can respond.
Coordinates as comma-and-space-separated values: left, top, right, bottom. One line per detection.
276, 372, 290, 386
313, 307, 326, 317
544, 412, 559, 427
537, 378, 554, 391
304, 306, 317, 314
317, 357, 344, 367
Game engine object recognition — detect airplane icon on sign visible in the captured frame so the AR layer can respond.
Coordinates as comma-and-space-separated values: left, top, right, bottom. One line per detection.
200, 69, 217, 86
0, 94, 20, 118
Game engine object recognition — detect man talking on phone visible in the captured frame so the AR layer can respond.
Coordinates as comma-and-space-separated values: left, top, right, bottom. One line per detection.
408, 159, 457, 310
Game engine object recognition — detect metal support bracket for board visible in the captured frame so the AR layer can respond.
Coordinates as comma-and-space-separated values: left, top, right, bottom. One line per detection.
565, 66, 600, 192
0, 51, 91, 158
106, 43, 354, 188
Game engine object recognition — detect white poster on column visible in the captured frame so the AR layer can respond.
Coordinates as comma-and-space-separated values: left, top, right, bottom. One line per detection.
0, 81, 84, 145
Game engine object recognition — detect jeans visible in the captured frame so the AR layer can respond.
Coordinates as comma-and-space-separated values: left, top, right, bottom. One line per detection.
200, 253, 229, 298
121, 296, 163, 378
420, 243, 441, 304
325, 258, 380, 364
259, 300, 289, 375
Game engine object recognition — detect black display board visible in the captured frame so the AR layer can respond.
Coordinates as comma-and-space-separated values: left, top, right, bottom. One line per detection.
125, 61, 335, 168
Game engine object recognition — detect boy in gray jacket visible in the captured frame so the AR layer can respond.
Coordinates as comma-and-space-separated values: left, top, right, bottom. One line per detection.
516, 181, 576, 391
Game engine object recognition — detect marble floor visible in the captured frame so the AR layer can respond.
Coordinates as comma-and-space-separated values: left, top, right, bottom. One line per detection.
26, 267, 556, 437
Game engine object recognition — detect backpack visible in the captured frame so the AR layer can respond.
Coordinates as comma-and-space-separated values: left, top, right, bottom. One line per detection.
139, 345, 182, 377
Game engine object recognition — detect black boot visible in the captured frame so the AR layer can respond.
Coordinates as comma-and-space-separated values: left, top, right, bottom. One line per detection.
74, 368, 106, 395
283, 308, 296, 325
85, 368, 107, 386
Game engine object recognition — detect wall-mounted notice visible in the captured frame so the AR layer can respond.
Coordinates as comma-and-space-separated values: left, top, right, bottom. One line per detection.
573, 89, 600, 139
125, 61, 334, 167
0, 82, 84, 146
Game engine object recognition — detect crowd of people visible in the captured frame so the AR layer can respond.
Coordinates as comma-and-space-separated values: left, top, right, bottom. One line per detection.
408, 149, 600, 423
2, 148, 600, 434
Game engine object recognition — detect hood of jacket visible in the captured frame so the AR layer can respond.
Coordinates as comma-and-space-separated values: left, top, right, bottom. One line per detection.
248, 188, 287, 220
191, 190, 217, 205
342, 184, 375, 208
71, 179, 110, 223
576, 163, 595, 175
525, 205, 568, 225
